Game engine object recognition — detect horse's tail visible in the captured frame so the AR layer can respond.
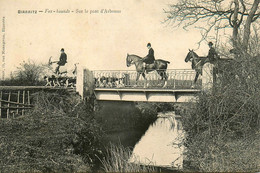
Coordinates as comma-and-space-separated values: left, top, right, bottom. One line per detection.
157, 59, 170, 64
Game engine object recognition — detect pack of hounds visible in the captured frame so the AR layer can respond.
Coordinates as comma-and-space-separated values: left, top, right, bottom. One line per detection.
44, 73, 127, 88
44, 75, 76, 88
94, 75, 127, 88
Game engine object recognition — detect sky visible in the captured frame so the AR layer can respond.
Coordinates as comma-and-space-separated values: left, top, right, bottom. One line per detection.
0, 0, 222, 78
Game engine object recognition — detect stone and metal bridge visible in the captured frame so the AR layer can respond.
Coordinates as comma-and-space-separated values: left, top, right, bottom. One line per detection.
90, 69, 202, 102
76, 65, 215, 103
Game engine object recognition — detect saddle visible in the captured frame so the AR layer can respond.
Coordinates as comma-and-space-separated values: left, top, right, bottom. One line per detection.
145, 63, 155, 69
143, 63, 155, 73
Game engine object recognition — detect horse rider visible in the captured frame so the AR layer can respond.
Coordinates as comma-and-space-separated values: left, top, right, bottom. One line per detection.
55, 48, 67, 74
207, 42, 220, 63
207, 42, 220, 81
142, 43, 155, 71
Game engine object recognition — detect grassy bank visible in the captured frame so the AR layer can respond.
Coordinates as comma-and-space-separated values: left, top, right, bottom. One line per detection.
0, 91, 103, 172
180, 54, 260, 172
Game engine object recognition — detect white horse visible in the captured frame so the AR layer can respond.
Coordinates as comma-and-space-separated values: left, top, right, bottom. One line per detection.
43, 57, 78, 87
48, 56, 77, 77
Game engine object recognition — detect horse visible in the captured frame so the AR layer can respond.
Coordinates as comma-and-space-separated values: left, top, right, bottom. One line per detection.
126, 54, 170, 88
48, 56, 69, 75
43, 57, 78, 87
185, 49, 209, 86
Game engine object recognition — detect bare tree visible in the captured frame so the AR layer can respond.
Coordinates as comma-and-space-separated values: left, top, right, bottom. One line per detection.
164, 0, 259, 52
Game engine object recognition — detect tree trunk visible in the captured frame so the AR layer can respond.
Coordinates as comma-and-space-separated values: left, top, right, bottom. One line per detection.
242, 0, 259, 51
232, 0, 239, 49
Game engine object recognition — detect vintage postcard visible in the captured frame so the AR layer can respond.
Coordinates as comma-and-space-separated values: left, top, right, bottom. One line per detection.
1, 0, 258, 172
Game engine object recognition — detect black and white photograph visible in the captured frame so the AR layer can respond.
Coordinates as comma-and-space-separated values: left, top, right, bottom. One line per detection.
0, 0, 259, 172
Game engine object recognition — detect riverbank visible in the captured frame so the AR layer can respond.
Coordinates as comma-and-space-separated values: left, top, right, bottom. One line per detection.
179, 55, 260, 172
0, 91, 99, 172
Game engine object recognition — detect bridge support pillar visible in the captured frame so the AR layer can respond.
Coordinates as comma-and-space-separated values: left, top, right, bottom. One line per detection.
76, 66, 95, 99
76, 66, 84, 97
202, 62, 214, 91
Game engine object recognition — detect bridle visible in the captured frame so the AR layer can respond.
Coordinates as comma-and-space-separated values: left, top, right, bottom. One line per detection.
188, 51, 196, 62
186, 50, 201, 68
126, 55, 134, 67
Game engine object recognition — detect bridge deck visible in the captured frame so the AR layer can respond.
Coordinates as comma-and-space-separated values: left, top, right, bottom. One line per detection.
94, 88, 200, 102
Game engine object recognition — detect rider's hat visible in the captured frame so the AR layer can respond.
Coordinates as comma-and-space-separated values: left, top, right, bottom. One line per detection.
61, 48, 64, 51
208, 42, 213, 46
147, 43, 151, 47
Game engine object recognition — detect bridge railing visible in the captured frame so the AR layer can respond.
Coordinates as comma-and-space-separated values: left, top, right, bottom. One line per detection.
92, 69, 201, 89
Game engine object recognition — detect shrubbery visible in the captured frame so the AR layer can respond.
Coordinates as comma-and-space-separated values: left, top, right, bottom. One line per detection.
0, 91, 103, 172
181, 54, 260, 172
0, 60, 46, 86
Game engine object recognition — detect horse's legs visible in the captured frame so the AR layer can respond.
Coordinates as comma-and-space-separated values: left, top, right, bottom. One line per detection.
194, 72, 199, 83
157, 70, 168, 88
55, 65, 60, 74
192, 72, 200, 88
134, 72, 141, 87
162, 71, 168, 88
141, 73, 148, 88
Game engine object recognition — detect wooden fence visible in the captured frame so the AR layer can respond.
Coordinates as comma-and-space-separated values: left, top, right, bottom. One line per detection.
0, 86, 74, 118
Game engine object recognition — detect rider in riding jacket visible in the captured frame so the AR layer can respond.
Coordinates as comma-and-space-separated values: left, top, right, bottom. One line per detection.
207, 42, 220, 63
56, 48, 67, 74
143, 43, 155, 68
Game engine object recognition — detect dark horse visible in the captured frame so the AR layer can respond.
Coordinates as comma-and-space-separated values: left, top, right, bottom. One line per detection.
126, 54, 170, 88
185, 49, 209, 86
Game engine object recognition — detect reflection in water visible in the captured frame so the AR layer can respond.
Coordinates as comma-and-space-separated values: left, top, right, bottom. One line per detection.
129, 111, 184, 169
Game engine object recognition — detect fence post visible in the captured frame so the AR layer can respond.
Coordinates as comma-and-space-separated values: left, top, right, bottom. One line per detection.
7, 91, 11, 119
202, 62, 214, 91
17, 91, 20, 115
22, 90, 25, 116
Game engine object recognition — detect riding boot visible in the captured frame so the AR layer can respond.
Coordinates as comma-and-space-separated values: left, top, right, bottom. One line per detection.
145, 64, 149, 74
55, 66, 60, 74
142, 62, 146, 73
146, 65, 149, 74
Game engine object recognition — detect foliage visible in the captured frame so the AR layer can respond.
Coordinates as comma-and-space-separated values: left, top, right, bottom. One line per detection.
134, 102, 159, 131
164, 0, 260, 50
0, 60, 46, 86
0, 91, 103, 172
100, 143, 156, 173
13, 60, 46, 85
181, 53, 260, 172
